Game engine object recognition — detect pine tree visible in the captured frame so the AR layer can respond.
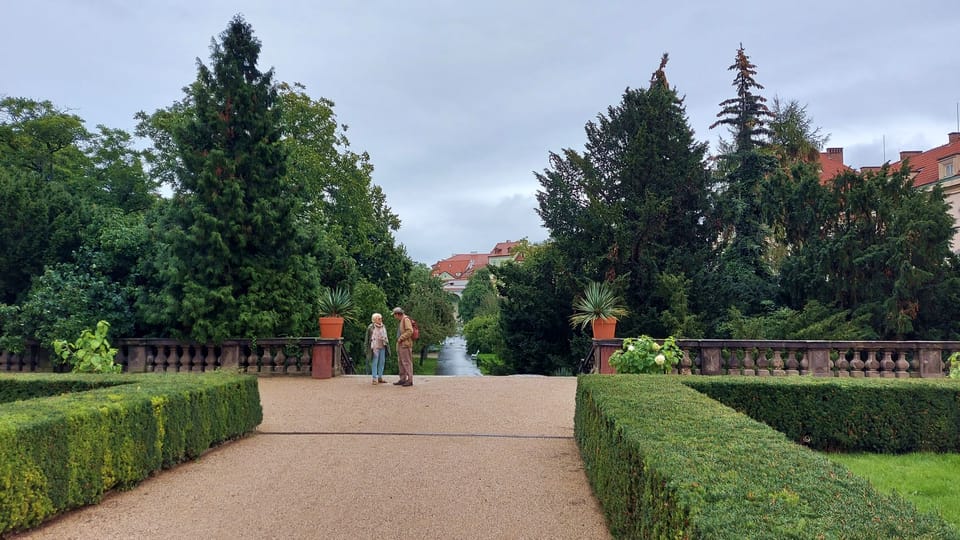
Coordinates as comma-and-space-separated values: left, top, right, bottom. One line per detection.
163, 16, 319, 342
702, 45, 780, 329
710, 44, 773, 152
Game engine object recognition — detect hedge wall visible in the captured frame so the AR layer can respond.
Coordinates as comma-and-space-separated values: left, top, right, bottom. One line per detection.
0, 372, 262, 534
575, 375, 959, 539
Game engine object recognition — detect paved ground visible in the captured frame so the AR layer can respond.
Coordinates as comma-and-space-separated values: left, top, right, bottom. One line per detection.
12, 375, 612, 540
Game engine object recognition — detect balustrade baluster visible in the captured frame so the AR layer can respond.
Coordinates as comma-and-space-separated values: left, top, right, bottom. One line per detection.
741, 349, 755, 376
865, 350, 880, 377
273, 345, 287, 372
176, 345, 189, 372
247, 345, 260, 373
204, 346, 218, 372
771, 349, 786, 376
880, 350, 895, 378
785, 348, 799, 376
894, 350, 910, 378
299, 345, 310, 373
756, 348, 770, 376
726, 348, 741, 375
189, 345, 203, 373
848, 348, 864, 377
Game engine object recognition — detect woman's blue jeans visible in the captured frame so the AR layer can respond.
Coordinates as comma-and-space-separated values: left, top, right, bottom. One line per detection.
371, 347, 386, 379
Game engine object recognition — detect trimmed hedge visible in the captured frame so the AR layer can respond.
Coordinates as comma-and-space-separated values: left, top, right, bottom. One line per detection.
683, 377, 960, 453
0, 372, 262, 535
575, 375, 959, 539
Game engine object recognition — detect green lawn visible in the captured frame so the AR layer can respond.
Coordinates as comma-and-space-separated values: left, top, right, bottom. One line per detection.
826, 452, 960, 530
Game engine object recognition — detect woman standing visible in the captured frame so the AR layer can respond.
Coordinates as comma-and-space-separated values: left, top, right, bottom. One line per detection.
364, 313, 389, 384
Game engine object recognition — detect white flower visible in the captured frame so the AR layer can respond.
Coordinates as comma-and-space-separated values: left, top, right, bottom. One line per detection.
652, 342, 661, 351
654, 354, 666, 365
627, 345, 635, 351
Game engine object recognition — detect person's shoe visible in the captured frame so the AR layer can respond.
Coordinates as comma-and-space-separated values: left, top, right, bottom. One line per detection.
378, 378, 386, 384
372, 379, 378, 385
393, 380, 404, 385
401, 381, 413, 387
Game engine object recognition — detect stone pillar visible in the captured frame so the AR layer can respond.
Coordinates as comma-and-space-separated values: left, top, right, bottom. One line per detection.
312, 340, 338, 379
126, 343, 148, 373
700, 347, 722, 375
917, 348, 944, 378
594, 340, 622, 374
807, 348, 832, 377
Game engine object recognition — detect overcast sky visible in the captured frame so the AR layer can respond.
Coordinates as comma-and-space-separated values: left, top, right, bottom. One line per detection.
5, 1, 959, 265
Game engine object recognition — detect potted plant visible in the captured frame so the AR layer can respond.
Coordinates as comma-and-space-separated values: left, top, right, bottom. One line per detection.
317, 287, 358, 339
569, 281, 628, 339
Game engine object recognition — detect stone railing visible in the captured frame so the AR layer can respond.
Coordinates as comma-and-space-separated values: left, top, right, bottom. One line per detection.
0, 338, 346, 377
591, 339, 959, 378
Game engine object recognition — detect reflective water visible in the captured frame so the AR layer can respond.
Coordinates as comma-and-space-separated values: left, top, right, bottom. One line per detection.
435, 335, 482, 376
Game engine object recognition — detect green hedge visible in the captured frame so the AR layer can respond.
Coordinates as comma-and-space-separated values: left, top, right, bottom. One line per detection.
0, 372, 262, 534
575, 375, 959, 539
683, 377, 960, 453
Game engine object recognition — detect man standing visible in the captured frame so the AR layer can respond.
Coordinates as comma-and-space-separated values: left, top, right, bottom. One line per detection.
392, 307, 414, 387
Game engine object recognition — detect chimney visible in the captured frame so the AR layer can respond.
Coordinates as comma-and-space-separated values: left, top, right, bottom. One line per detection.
825, 147, 844, 163
950, 132, 960, 143
899, 150, 922, 161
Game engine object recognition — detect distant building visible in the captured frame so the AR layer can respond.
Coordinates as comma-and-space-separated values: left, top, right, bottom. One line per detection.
817, 147, 853, 183
431, 240, 524, 296
887, 132, 960, 250
827, 132, 960, 251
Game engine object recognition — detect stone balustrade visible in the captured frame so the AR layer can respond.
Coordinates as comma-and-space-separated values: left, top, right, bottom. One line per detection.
0, 338, 345, 376
591, 339, 958, 377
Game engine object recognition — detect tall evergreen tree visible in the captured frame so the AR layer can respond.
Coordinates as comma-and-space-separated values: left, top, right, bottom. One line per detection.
703, 45, 779, 330
162, 16, 320, 342
536, 54, 712, 336
710, 44, 773, 153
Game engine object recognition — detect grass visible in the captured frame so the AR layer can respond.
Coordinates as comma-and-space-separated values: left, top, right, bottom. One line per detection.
825, 452, 960, 530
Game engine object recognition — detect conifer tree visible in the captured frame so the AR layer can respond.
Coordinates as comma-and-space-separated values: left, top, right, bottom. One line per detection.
536, 54, 712, 336
710, 44, 773, 152
163, 16, 320, 342
703, 45, 779, 328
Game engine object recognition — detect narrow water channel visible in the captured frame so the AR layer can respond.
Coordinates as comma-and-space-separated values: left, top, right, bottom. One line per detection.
435, 335, 482, 376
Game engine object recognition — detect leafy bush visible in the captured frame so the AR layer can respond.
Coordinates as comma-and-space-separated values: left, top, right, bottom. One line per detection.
609, 335, 682, 373
51, 320, 121, 373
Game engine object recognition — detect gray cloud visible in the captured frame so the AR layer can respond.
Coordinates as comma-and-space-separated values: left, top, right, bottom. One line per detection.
5, 0, 958, 264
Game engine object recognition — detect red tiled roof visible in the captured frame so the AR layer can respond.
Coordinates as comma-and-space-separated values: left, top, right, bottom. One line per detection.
818, 149, 853, 184
430, 253, 490, 280
889, 137, 960, 187
490, 241, 519, 256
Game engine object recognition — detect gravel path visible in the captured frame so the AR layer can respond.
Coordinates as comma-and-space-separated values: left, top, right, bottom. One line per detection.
12, 375, 612, 540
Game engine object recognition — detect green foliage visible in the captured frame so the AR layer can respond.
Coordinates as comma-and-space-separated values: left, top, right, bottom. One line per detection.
720, 301, 875, 340
399, 265, 457, 351
51, 320, 120, 373
535, 55, 713, 338
493, 243, 578, 375
160, 16, 322, 342
462, 313, 503, 357
609, 335, 682, 374
686, 377, 960, 453
317, 287, 358, 321
17, 262, 134, 354
569, 281, 628, 330
949, 352, 960, 379
575, 375, 959, 539
458, 267, 497, 323
709, 44, 774, 152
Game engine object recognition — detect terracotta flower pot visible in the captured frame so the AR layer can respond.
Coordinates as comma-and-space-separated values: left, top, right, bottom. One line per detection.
591, 317, 618, 340
318, 316, 345, 339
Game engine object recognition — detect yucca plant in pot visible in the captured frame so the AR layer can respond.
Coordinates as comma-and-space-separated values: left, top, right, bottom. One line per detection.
569, 281, 628, 339
318, 287, 358, 339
